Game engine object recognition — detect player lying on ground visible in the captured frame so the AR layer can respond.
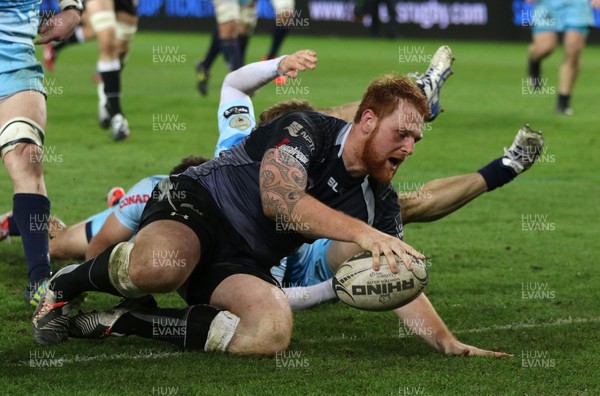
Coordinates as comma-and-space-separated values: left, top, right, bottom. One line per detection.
33, 48, 517, 357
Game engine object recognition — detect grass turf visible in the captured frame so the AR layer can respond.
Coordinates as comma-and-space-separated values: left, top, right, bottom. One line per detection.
0, 32, 599, 394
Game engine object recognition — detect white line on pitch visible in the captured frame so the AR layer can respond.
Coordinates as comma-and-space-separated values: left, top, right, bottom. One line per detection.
452, 316, 600, 335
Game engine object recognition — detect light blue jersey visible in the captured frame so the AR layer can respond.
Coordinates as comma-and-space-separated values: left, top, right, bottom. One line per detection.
86, 175, 166, 239
214, 97, 256, 157
0, 1, 46, 96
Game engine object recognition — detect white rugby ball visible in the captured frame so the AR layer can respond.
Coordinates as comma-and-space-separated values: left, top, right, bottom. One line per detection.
332, 251, 428, 311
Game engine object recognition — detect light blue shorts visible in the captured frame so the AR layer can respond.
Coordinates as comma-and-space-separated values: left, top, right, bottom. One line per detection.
0, 40, 45, 97
84, 208, 115, 241
532, 0, 593, 35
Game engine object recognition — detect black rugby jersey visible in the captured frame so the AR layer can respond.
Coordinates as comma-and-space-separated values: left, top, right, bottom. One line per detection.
183, 111, 403, 268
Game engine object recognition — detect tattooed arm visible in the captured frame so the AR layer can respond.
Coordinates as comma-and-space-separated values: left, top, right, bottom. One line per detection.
259, 147, 423, 271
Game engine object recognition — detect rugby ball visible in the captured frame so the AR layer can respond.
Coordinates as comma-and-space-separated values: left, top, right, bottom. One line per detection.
332, 251, 428, 311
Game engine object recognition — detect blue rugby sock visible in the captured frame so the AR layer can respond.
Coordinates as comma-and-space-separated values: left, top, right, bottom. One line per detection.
8, 214, 20, 236
12, 194, 51, 282
202, 30, 220, 70
220, 38, 242, 72
267, 25, 288, 59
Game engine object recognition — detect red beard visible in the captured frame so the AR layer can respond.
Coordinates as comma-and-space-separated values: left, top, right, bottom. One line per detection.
361, 127, 397, 184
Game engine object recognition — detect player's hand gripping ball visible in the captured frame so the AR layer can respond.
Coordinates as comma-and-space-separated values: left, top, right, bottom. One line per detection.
333, 251, 428, 311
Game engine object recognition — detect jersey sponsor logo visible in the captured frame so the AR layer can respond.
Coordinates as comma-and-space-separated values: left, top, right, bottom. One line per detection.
223, 106, 249, 119
119, 194, 150, 209
228, 114, 252, 130
278, 144, 309, 165
284, 121, 304, 137
284, 121, 315, 151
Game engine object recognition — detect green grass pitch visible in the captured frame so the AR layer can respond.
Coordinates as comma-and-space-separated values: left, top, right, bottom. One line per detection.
1, 32, 599, 395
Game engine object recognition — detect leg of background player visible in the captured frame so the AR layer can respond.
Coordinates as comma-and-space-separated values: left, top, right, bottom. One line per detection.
195, 30, 220, 96
115, 10, 138, 68
88, 0, 130, 140
557, 30, 586, 114
239, 2, 257, 65
527, 31, 558, 90
219, 20, 242, 71
265, 0, 293, 59
1, 91, 51, 304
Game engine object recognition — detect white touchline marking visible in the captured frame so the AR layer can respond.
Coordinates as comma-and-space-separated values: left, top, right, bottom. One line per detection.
452, 316, 600, 335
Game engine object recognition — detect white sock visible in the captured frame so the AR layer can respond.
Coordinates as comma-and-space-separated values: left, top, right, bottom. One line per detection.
283, 279, 337, 311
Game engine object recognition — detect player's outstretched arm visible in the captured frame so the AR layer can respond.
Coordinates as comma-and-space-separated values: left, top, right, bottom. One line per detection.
400, 173, 487, 225
394, 293, 512, 357
85, 213, 134, 260
220, 50, 317, 104
260, 148, 423, 272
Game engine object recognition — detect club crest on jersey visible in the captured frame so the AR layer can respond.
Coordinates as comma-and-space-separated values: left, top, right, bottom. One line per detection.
284, 121, 304, 137
223, 106, 250, 119
229, 115, 252, 130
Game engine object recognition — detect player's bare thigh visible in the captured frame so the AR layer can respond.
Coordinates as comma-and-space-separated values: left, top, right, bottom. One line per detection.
529, 31, 559, 58
0, 91, 47, 192
210, 274, 292, 355
128, 220, 200, 293
562, 30, 586, 58
0, 91, 46, 128
87, 0, 117, 59
115, 10, 138, 55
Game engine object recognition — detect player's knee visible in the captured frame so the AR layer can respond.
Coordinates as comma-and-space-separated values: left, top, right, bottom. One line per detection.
564, 47, 583, 64
218, 20, 239, 40
116, 22, 137, 43
89, 10, 116, 34
240, 6, 257, 35
261, 318, 292, 356
1, 118, 45, 188
246, 298, 292, 355
1, 117, 44, 159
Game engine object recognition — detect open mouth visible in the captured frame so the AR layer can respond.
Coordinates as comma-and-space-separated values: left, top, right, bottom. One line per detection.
388, 157, 401, 168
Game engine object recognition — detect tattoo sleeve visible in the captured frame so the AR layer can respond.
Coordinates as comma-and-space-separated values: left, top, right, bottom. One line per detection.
260, 147, 308, 217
